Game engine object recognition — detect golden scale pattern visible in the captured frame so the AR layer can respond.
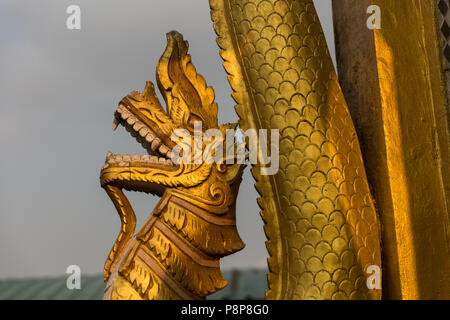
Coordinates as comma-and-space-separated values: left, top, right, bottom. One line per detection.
210, 0, 382, 299
105, 189, 245, 300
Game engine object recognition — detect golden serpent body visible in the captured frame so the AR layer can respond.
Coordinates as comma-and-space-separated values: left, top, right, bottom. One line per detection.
210, 0, 382, 299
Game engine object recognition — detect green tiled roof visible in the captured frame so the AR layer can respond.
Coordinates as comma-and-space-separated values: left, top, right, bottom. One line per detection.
0, 269, 267, 300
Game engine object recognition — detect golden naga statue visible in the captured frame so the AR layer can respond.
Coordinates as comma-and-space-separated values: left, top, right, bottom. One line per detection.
101, 0, 450, 300
101, 31, 246, 300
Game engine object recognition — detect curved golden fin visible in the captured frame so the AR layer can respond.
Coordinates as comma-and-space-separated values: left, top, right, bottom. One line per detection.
103, 185, 137, 281
157, 31, 218, 130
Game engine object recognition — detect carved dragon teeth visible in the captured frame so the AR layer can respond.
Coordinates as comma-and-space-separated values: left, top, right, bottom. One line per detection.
114, 154, 122, 160
158, 145, 169, 155
139, 127, 149, 137
115, 104, 173, 161
104, 152, 174, 166
122, 154, 131, 162
120, 110, 131, 120
126, 117, 136, 126
151, 138, 162, 151
133, 122, 145, 132
145, 133, 155, 143
116, 104, 126, 114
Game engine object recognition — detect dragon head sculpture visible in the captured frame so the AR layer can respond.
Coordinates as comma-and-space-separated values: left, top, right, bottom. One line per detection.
100, 31, 245, 292
101, 31, 243, 193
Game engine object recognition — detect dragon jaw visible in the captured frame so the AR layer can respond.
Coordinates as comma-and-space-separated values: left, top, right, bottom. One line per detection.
99, 88, 214, 195
99, 30, 218, 195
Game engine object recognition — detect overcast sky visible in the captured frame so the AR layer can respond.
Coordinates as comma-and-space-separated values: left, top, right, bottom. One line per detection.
0, 0, 335, 278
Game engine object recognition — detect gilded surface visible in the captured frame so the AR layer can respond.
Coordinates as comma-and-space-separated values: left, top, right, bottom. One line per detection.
210, 0, 382, 299
98, 0, 450, 300
100, 31, 246, 300
333, 0, 450, 299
